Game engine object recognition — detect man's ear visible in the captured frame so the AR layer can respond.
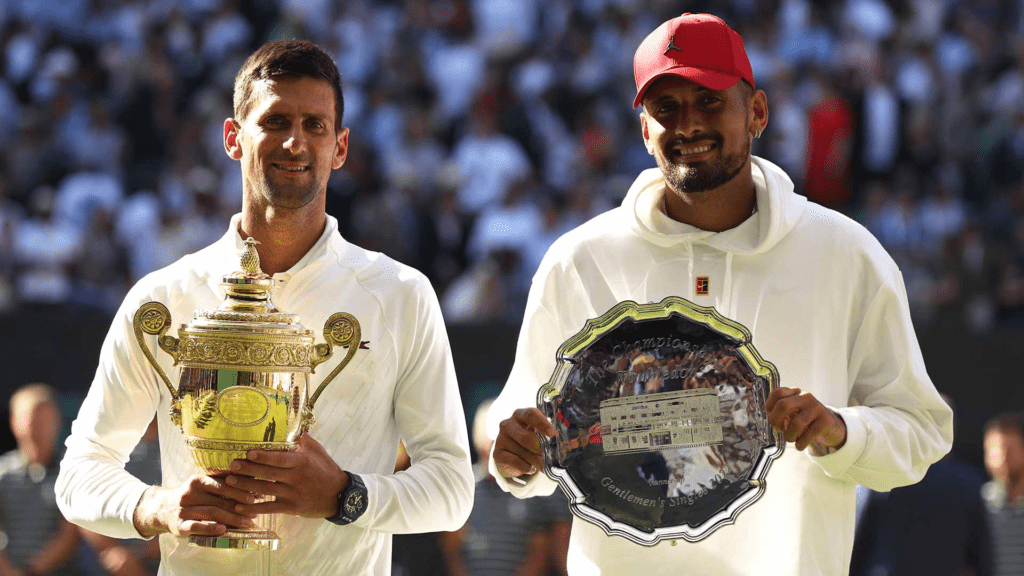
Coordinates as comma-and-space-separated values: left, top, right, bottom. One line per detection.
224, 118, 243, 161
333, 127, 350, 170
749, 90, 769, 139
640, 113, 654, 155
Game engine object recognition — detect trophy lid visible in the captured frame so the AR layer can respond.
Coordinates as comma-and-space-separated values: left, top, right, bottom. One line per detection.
169, 238, 316, 372
187, 237, 306, 331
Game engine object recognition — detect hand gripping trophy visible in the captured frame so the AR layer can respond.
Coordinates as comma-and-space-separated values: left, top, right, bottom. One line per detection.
132, 238, 361, 550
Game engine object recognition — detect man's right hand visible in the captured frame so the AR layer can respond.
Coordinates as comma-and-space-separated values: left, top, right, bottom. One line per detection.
133, 474, 258, 538
493, 408, 556, 479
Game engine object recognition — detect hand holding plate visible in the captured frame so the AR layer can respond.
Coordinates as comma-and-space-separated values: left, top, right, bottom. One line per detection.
493, 407, 556, 479
767, 387, 846, 452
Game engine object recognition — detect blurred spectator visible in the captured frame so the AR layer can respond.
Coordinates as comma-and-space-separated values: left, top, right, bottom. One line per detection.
52, 172, 124, 235
776, 2, 836, 67
424, 0, 486, 124
804, 72, 854, 209
0, 177, 23, 312
442, 248, 523, 323
349, 170, 423, 267
380, 109, 446, 194
851, 395, 992, 576
467, 176, 542, 266
451, 105, 533, 214
982, 412, 1024, 576
858, 62, 900, 182
421, 184, 473, 295
764, 71, 807, 190
919, 183, 968, 249
991, 111, 1024, 188
11, 186, 83, 306
894, 42, 939, 107
439, 399, 570, 576
64, 100, 126, 176
863, 183, 923, 257
950, 224, 999, 334
69, 207, 131, 312
201, 0, 254, 65
0, 383, 78, 576
472, 0, 538, 59
844, 0, 896, 43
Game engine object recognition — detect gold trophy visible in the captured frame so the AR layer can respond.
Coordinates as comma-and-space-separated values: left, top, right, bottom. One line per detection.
132, 238, 361, 550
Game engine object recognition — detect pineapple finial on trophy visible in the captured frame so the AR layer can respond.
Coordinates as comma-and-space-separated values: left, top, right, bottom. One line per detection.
241, 237, 268, 278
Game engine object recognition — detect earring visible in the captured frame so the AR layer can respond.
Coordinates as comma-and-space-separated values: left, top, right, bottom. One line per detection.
754, 128, 763, 139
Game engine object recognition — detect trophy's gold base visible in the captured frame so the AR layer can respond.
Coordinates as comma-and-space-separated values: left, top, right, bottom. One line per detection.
189, 529, 280, 550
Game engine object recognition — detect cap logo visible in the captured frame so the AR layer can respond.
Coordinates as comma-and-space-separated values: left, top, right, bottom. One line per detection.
663, 34, 684, 55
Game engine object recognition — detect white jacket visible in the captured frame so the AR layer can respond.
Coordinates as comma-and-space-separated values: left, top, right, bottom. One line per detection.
488, 158, 953, 575
57, 214, 474, 575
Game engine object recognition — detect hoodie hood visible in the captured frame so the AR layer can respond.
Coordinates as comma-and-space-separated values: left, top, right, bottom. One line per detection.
624, 156, 806, 255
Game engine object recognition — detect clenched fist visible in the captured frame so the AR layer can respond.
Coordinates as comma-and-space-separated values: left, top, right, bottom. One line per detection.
767, 387, 847, 453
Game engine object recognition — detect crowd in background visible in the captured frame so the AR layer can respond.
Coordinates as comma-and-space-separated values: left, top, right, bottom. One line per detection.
1, 0, 1024, 574
0, 0, 1023, 332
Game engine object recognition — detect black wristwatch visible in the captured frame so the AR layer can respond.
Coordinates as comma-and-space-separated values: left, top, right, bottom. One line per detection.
327, 472, 367, 525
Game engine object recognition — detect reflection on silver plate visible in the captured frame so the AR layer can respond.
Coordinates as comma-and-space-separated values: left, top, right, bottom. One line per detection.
537, 296, 783, 545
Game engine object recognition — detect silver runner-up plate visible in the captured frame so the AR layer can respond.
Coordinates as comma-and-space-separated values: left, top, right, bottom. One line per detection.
537, 296, 784, 545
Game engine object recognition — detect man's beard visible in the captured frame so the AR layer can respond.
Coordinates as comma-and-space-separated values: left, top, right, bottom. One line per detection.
657, 135, 749, 193
256, 161, 323, 209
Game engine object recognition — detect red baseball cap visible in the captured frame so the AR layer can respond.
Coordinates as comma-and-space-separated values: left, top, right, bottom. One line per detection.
632, 13, 754, 109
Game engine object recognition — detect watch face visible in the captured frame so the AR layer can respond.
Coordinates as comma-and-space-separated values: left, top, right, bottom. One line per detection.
344, 492, 365, 517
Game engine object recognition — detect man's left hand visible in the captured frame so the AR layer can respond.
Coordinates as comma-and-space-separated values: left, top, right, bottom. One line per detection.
767, 387, 847, 453
227, 434, 348, 519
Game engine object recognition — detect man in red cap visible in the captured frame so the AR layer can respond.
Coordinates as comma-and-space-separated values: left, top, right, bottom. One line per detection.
487, 13, 952, 575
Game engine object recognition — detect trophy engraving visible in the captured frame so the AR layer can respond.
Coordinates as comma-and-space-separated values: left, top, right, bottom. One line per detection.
538, 296, 782, 545
132, 238, 361, 550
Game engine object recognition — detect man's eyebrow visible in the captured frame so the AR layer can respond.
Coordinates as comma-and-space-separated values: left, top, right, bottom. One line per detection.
257, 110, 329, 121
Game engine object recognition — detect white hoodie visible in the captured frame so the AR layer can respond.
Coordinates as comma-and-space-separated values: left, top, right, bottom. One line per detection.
488, 157, 953, 575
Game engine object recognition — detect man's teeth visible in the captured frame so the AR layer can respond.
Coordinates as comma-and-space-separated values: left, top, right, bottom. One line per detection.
676, 144, 712, 155
277, 165, 307, 171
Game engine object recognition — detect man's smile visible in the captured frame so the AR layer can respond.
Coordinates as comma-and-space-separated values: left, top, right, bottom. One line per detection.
667, 137, 720, 161
271, 162, 310, 173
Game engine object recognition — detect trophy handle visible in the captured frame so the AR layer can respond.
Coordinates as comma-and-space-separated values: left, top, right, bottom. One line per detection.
133, 302, 180, 403
306, 313, 361, 427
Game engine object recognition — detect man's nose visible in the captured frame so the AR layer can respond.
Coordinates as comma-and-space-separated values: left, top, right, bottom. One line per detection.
674, 105, 705, 139
283, 127, 307, 153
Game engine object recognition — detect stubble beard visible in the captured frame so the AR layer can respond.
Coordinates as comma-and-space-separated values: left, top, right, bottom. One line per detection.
255, 162, 325, 210
658, 135, 749, 194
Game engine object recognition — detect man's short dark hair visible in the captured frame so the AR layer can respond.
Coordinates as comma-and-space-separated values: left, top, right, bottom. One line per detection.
233, 40, 344, 131
985, 411, 1024, 440
737, 79, 754, 102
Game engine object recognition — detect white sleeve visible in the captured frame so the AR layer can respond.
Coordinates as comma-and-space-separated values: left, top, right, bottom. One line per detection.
56, 292, 164, 539
486, 255, 581, 499
811, 269, 953, 490
351, 277, 475, 533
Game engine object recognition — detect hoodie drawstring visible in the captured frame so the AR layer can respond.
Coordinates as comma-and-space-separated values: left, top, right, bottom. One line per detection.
723, 252, 735, 318
686, 243, 695, 299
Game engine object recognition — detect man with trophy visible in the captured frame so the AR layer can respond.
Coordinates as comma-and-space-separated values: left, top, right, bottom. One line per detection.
488, 13, 953, 576
56, 40, 474, 575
